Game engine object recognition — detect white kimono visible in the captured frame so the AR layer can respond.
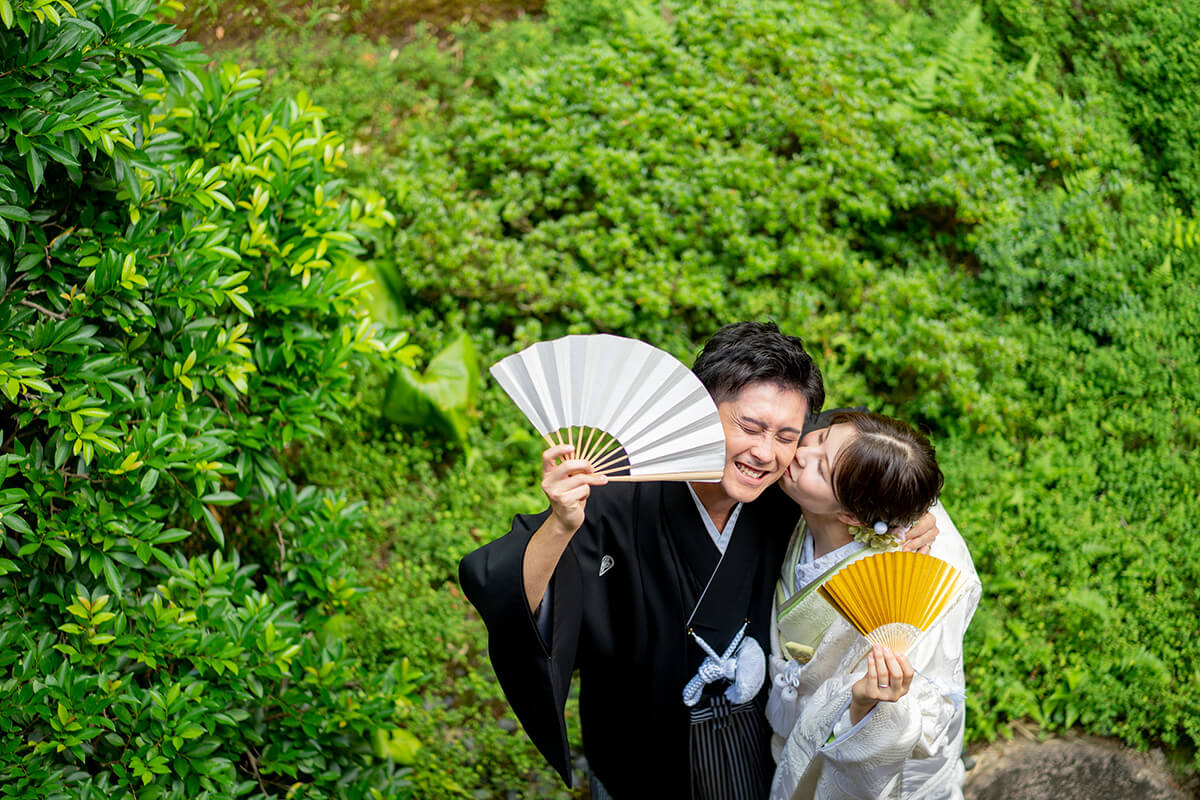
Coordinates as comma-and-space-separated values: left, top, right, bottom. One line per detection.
767, 503, 982, 800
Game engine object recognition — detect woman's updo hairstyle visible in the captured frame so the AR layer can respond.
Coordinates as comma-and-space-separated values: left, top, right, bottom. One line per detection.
829, 411, 944, 530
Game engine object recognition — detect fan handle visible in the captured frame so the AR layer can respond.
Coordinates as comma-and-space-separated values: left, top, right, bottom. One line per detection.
606, 471, 725, 482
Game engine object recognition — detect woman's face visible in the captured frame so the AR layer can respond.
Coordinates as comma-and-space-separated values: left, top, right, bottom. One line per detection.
779, 423, 857, 516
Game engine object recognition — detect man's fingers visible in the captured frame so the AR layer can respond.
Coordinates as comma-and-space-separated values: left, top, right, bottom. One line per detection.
901, 511, 939, 552
542, 444, 576, 471
557, 484, 593, 506
544, 459, 600, 487
543, 460, 608, 504
902, 528, 934, 552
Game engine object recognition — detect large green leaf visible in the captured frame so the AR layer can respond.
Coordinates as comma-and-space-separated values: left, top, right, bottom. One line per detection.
371, 726, 422, 765
382, 331, 479, 450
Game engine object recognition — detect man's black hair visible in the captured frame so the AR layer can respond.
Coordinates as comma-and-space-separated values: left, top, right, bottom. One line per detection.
692, 321, 825, 412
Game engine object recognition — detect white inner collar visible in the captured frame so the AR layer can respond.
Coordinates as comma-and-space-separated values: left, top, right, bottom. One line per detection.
795, 530, 865, 592
686, 483, 742, 555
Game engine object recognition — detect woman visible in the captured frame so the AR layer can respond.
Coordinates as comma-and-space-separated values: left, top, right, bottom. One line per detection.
768, 411, 981, 800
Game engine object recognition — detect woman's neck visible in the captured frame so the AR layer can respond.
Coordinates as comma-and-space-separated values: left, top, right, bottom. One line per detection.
803, 509, 854, 559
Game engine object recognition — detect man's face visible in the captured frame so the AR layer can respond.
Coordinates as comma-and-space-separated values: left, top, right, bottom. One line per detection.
716, 382, 809, 503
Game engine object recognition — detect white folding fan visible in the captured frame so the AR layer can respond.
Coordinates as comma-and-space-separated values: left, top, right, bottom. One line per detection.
490, 334, 726, 482
817, 551, 967, 654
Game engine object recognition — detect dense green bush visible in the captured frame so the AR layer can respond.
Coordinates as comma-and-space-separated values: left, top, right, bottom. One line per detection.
198, 0, 1200, 792
0, 1, 420, 796
354, 0, 1199, 777
287, 376, 580, 798
166, 0, 543, 47
206, 21, 555, 184
919, 0, 1200, 209
379, 0, 1101, 431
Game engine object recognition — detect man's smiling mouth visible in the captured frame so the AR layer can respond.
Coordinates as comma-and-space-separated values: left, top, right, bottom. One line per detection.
734, 462, 768, 479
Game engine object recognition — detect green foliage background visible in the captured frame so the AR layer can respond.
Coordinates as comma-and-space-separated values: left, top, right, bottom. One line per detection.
954, 0, 1200, 209
0, 0, 420, 795
3, 0, 1198, 795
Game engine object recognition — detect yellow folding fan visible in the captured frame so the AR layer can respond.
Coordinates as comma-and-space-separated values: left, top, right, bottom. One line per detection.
817, 551, 966, 654
490, 334, 726, 482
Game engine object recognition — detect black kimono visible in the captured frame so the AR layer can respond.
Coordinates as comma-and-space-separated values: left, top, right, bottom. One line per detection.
458, 481, 799, 798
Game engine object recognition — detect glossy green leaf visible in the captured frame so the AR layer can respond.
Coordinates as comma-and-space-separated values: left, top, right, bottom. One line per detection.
370, 727, 421, 765
382, 331, 478, 450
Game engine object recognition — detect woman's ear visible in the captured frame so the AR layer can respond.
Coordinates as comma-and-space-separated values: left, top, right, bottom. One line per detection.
836, 511, 863, 528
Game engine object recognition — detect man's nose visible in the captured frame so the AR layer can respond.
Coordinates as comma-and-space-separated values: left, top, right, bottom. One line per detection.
749, 435, 773, 462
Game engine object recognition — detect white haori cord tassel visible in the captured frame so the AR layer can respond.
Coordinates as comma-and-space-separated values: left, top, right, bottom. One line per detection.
682, 622, 766, 707
766, 655, 805, 735
771, 656, 803, 703
914, 666, 967, 707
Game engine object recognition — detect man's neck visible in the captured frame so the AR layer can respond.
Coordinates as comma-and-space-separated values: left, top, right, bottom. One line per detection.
688, 481, 738, 533
803, 510, 854, 559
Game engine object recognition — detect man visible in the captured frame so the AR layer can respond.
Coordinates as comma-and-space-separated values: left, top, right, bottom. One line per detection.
460, 322, 823, 798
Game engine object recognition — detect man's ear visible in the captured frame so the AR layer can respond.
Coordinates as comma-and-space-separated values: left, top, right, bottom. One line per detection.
836, 511, 863, 528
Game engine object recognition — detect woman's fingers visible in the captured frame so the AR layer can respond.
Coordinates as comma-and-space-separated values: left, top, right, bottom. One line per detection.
876, 647, 895, 690
872, 647, 914, 700
897, 651, 915, 689
852, 645, 918, 717
882, 647, 904, 689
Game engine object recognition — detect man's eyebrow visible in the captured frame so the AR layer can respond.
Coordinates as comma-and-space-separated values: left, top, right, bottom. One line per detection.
740, 415, 802, 434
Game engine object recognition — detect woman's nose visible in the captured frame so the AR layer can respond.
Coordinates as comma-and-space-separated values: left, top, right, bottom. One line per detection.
793, 444, 814, 467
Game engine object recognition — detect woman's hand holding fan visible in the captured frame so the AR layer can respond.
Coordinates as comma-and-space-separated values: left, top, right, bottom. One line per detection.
849, 644, 915, 724
817, 551, 969, 718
